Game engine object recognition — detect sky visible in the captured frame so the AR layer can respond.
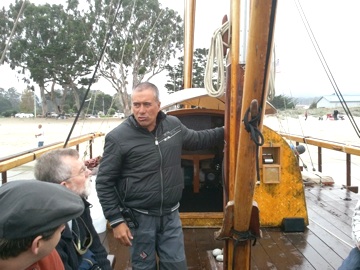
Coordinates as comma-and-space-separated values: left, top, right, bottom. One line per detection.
1, 0, 360, 100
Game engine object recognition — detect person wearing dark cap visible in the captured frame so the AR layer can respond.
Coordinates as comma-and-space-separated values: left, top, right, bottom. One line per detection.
34, 148, 111, 270
0, 180, 84, 270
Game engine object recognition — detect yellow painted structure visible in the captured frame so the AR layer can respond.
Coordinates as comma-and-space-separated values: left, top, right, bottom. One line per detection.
254, 125, 308, 227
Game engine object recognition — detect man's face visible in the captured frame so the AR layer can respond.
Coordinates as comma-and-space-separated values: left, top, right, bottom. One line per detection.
36, 224, 65, 260
132, 88, 160, 132
62, 156, 92, 198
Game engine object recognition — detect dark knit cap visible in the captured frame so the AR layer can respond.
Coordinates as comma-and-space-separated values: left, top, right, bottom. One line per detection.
0, 180, 84, 239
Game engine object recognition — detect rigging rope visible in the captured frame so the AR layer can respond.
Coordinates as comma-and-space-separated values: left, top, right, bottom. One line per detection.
297, 116, 316, 171
295, 0, 360, 138
0, 0, 26, 65
64, 0, 124, 148
204, 20, 229, 97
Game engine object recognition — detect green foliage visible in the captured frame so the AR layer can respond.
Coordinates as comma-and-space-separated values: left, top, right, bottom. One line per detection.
0, 87, 21, 111
90, 0, 183, 112
165, 48, 208, 93
19, 88, 34, 113
108, 107, 116, 116
1, 0, 183, 115
270, 95, 297, 110
1, 110, 17, 117
0, 97, 12, 113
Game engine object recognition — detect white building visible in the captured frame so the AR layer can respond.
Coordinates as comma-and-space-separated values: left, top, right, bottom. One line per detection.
317, 94, 360, 108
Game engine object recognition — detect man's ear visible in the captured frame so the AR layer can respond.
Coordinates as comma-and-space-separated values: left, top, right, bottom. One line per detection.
60, 181, 69, 188
30, 236, 43, 255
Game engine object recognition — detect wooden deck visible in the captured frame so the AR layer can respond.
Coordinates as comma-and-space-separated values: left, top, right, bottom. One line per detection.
100, 184, 359, 270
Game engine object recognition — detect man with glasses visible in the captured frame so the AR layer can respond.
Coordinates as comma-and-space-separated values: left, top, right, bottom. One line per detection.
34, 149, 112, 270
0, 180, 84, 270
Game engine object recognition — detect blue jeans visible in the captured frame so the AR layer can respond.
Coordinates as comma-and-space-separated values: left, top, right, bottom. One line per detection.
339, 247, 360, 270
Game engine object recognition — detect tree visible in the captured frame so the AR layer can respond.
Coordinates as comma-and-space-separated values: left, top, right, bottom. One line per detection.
19, 88, 34, 113
89, 0, 183, 115
6, 1, 98, 116
3, 0, 183, 117
164, 62, 183, 93
0, 87, 21, 110
0, 7, 10, 62
62, 88, 117, 116
164, 48, 209, 93
0, 96, 12, 114
270, 95, 297, 110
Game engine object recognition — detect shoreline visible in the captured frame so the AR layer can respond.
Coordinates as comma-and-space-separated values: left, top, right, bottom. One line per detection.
1, 115, 359, 186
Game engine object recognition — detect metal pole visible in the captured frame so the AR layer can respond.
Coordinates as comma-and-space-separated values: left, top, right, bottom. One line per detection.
34, 90, 37, 118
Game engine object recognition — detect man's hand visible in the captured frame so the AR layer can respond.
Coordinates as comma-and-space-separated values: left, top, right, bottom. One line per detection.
113, 222, 133, 246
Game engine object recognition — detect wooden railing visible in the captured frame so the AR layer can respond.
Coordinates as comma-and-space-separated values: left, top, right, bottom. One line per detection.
279, 132, 360, 190
0, 132, 105, 184
2, 130, 360, 191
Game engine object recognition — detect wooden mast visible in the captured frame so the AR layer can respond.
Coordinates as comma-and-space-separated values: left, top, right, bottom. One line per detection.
230, 0, 277, 269
183, 0, 196, 89
224, 0, 241, 268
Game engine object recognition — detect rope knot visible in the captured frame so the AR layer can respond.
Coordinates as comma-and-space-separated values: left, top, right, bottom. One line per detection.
231, 228, 257, 246
243, 107, 264, 146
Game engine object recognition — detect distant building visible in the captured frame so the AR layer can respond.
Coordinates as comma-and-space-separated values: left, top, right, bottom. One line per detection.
316, 94, 360, 108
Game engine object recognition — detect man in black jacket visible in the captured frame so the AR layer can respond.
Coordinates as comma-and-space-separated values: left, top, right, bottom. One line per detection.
34, 149, 112, 270
96, 82, 224, 270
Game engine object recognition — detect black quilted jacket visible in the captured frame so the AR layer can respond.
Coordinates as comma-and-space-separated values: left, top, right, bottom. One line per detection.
96, 111, 224, 227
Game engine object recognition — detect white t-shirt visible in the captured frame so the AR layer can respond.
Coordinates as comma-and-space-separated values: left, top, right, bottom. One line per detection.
36, 127, 45, 143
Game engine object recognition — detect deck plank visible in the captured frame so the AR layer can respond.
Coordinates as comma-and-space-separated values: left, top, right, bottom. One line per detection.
267, 229, 316, 269
285, 232, 335, 269
252, 228, 293, 269
105, 186, 359, 270
305, 191, 353, 227
307, 222, 352, 259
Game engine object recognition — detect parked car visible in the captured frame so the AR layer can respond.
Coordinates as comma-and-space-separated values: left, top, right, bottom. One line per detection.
112, 112, 125, 119
15, 113, 34, 118
46, 112, 59, 118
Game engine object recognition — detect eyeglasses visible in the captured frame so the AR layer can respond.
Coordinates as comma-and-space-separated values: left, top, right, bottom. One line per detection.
69, 165, 90, 179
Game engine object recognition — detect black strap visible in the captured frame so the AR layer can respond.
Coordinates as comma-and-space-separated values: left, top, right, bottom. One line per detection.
242, 107, 264, 182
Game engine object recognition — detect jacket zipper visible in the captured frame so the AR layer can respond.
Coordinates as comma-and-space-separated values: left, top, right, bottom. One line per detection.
154, 134, 164, 216
155, 129, 181, 145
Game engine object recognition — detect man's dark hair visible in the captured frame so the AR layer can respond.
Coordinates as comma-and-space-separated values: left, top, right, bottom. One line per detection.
0, 227, 58, 259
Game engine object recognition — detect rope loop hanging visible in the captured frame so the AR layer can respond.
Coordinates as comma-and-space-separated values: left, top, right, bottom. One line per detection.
204, 20, 229, 97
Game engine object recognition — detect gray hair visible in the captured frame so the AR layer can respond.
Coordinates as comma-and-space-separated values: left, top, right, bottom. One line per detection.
132, 82, 160, 102
34, 148, 79, 183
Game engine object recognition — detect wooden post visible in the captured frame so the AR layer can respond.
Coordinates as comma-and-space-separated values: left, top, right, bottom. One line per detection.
231, 1, 277, 269
183, 0, 196, 89
225, 1, 241, 266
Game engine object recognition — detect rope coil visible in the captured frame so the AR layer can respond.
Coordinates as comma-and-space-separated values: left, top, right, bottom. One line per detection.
204, 20, 229, 97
